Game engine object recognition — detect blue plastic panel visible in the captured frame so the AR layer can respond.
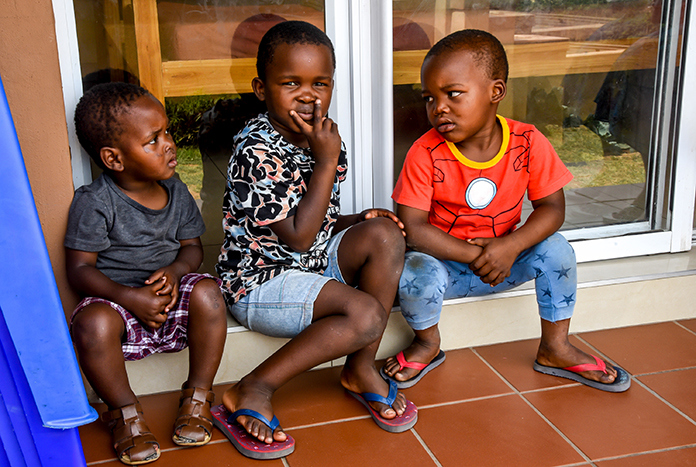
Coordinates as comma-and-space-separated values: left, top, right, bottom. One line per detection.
0, 74, 97, 430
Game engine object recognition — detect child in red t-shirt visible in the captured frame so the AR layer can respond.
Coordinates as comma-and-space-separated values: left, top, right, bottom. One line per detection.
382, 29, 630, 393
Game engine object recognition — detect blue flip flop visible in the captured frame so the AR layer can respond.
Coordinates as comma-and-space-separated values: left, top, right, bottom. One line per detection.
346, 379, 418, 433
380, 350, 446, 389
210, 404, 295, 459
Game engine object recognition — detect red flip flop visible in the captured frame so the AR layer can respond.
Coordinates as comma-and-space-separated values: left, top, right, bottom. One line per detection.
533, 355, 631, 392
380, 350, 446, 388
346, 379, 418, 432
211, 404, 295, 459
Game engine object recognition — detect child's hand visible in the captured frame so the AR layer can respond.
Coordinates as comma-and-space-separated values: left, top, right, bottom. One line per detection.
360, 209, 407, 237
289, 99, 341, 164
467, 237, 519, 286
129, 284, 174, 329
145, 268, 181, 314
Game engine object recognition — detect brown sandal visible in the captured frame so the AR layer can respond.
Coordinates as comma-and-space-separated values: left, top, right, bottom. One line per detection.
102, 403, 160, 465
172, 387, 215, 446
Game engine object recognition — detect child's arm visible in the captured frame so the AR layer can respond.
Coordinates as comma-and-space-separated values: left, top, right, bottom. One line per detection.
66, 248, 172, 329
468, 189, 565, 286
398, 204, 483, 264
269, 99, 342, 252
66, 238, 203, 328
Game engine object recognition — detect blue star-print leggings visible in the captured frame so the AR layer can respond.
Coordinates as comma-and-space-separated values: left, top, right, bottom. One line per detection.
398, 233, 576, 330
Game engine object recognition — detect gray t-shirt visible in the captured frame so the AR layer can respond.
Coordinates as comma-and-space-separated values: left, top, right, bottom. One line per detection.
64, 174, 205, 288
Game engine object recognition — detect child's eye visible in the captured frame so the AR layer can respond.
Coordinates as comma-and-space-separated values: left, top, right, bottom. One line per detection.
448, 91, 462, 98
283, 81, 298, 86
149, 136, 158, 145
423, 95, 433, 103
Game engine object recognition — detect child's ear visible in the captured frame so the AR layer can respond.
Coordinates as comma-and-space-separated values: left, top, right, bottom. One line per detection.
252, 77, 266, 102
491, 79, 507, 104
100, 147, 124, 172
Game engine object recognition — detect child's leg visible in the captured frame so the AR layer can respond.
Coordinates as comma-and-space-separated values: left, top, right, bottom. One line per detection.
223, 217, 407, 443
72, 302, 161, 463
71, 303, 135, 409
184, 277, 227, 390
525, 233, 618, 383
332, 218, 408, 408
382, 251, 448, 382
174, 276, 227, 446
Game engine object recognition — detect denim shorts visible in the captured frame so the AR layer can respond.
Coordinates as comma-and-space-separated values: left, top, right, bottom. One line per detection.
230, 228, 348, 338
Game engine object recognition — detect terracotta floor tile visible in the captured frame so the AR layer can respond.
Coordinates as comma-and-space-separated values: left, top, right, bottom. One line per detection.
397, 348, 513, 406
679, 318, 696, 334
524, 383, 696, 460
284, 418, 435, 467
159, 441, 285, 467
209, 367, 365, 430
594, 446, 696, 466
80, 389, 236, 463
638, 368, 696, 421
268, 366, 370, 428
78, 415, 116, 464
474, 336, 596, 392
80, 391, 181, 463
577, 322, 696, 375
415, 396, 584, 466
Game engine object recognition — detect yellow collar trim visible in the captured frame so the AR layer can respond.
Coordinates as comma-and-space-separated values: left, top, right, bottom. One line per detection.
445, 115, 509, 170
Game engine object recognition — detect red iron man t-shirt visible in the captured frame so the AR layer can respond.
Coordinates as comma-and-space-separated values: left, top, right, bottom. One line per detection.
393, 116, 573, 240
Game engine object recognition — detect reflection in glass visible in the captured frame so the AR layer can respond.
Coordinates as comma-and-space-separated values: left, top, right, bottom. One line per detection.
72, 0, 326, 274
392, 0, 667, 231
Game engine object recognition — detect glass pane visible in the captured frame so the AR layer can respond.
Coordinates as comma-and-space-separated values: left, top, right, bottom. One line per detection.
392, 0, 679, 232
72, 0, 326, 273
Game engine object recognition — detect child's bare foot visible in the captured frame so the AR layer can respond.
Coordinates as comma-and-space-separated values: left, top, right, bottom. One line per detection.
340, 363, 409, 419
382, 325, 442, 384
536, 340, 618, 384
221, 378, 288, 444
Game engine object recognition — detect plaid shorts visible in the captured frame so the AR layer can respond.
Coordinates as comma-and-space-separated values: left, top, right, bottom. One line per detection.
70, 273, 222, 361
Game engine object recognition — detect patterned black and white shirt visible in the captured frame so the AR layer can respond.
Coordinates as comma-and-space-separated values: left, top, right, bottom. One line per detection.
216, 113, 348, 304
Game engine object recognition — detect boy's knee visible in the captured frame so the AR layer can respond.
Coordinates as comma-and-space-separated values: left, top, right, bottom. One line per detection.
190, 278, 225, 315
362, 217, 406, 255
400, 253, 447, 301
71, 304, 123, 347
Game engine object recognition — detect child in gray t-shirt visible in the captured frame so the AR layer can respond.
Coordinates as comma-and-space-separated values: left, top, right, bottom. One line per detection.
65, 82, 227, 465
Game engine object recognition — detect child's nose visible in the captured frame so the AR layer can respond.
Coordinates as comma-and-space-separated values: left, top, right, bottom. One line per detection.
296, 84, 317, 102
433, 99, 448, 114
297, 92, 315, 103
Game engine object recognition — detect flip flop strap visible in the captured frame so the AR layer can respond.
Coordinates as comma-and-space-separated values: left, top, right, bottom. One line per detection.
229, 409, 280, 431
358, 380, 398, 407
563, 355, 607, 374
396, 351, 428, 371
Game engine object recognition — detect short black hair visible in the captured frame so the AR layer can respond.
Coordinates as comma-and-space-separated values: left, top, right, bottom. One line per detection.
74, 82, 150, 169
256, 20, 336, 81
425, 29, 508, 83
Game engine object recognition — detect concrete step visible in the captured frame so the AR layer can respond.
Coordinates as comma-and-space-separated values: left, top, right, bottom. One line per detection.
87, 250, 696, 400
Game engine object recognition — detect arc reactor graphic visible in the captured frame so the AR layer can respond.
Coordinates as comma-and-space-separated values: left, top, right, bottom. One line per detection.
465, 177, 497, 209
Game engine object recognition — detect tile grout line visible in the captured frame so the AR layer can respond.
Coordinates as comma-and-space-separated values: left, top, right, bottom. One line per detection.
631, 376, 696, 427
589, 443, 696, 463
674, 319, 696, 337
410, 428, 444, 467
283, 414, 371, 431
470, 348, 594, 465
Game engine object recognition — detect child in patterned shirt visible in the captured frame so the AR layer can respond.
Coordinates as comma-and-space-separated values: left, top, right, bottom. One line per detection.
214, 21, 416, 460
